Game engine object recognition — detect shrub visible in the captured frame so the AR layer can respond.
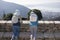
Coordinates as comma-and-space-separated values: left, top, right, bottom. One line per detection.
27, 9, 43, 20
3, 13, 13, 20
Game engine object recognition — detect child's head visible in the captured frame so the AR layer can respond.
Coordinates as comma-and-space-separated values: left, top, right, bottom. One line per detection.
13, 9, 20, 16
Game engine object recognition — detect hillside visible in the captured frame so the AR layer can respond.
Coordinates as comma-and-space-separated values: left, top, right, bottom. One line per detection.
0, 0, 30, 18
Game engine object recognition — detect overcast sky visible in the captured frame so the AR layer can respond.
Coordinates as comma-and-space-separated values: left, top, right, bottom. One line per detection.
3, 0, 60, 5
2, 0, 60, 12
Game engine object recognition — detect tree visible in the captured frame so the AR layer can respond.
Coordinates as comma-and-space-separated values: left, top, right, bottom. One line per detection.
27, 10, 32, 20
32, 9, 43, 20
3, 13, 13, 20
27, 9, 43, 20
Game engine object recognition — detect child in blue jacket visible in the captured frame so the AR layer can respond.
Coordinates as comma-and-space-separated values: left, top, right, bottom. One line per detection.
29, 11, 38, 40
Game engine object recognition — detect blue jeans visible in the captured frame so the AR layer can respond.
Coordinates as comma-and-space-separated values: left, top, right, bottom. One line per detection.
11, 23, 20, 40
12, 25, 20, 36
30, 26, 37, 40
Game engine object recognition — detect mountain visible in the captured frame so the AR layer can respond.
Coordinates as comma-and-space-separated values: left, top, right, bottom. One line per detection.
41, 11, 60, 21
0, 0, 30, 19
0, 0, 60, 20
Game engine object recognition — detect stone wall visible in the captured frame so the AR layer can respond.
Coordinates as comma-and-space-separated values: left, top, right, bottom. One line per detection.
0, 21, 60, 32
0, 21, 60, 40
